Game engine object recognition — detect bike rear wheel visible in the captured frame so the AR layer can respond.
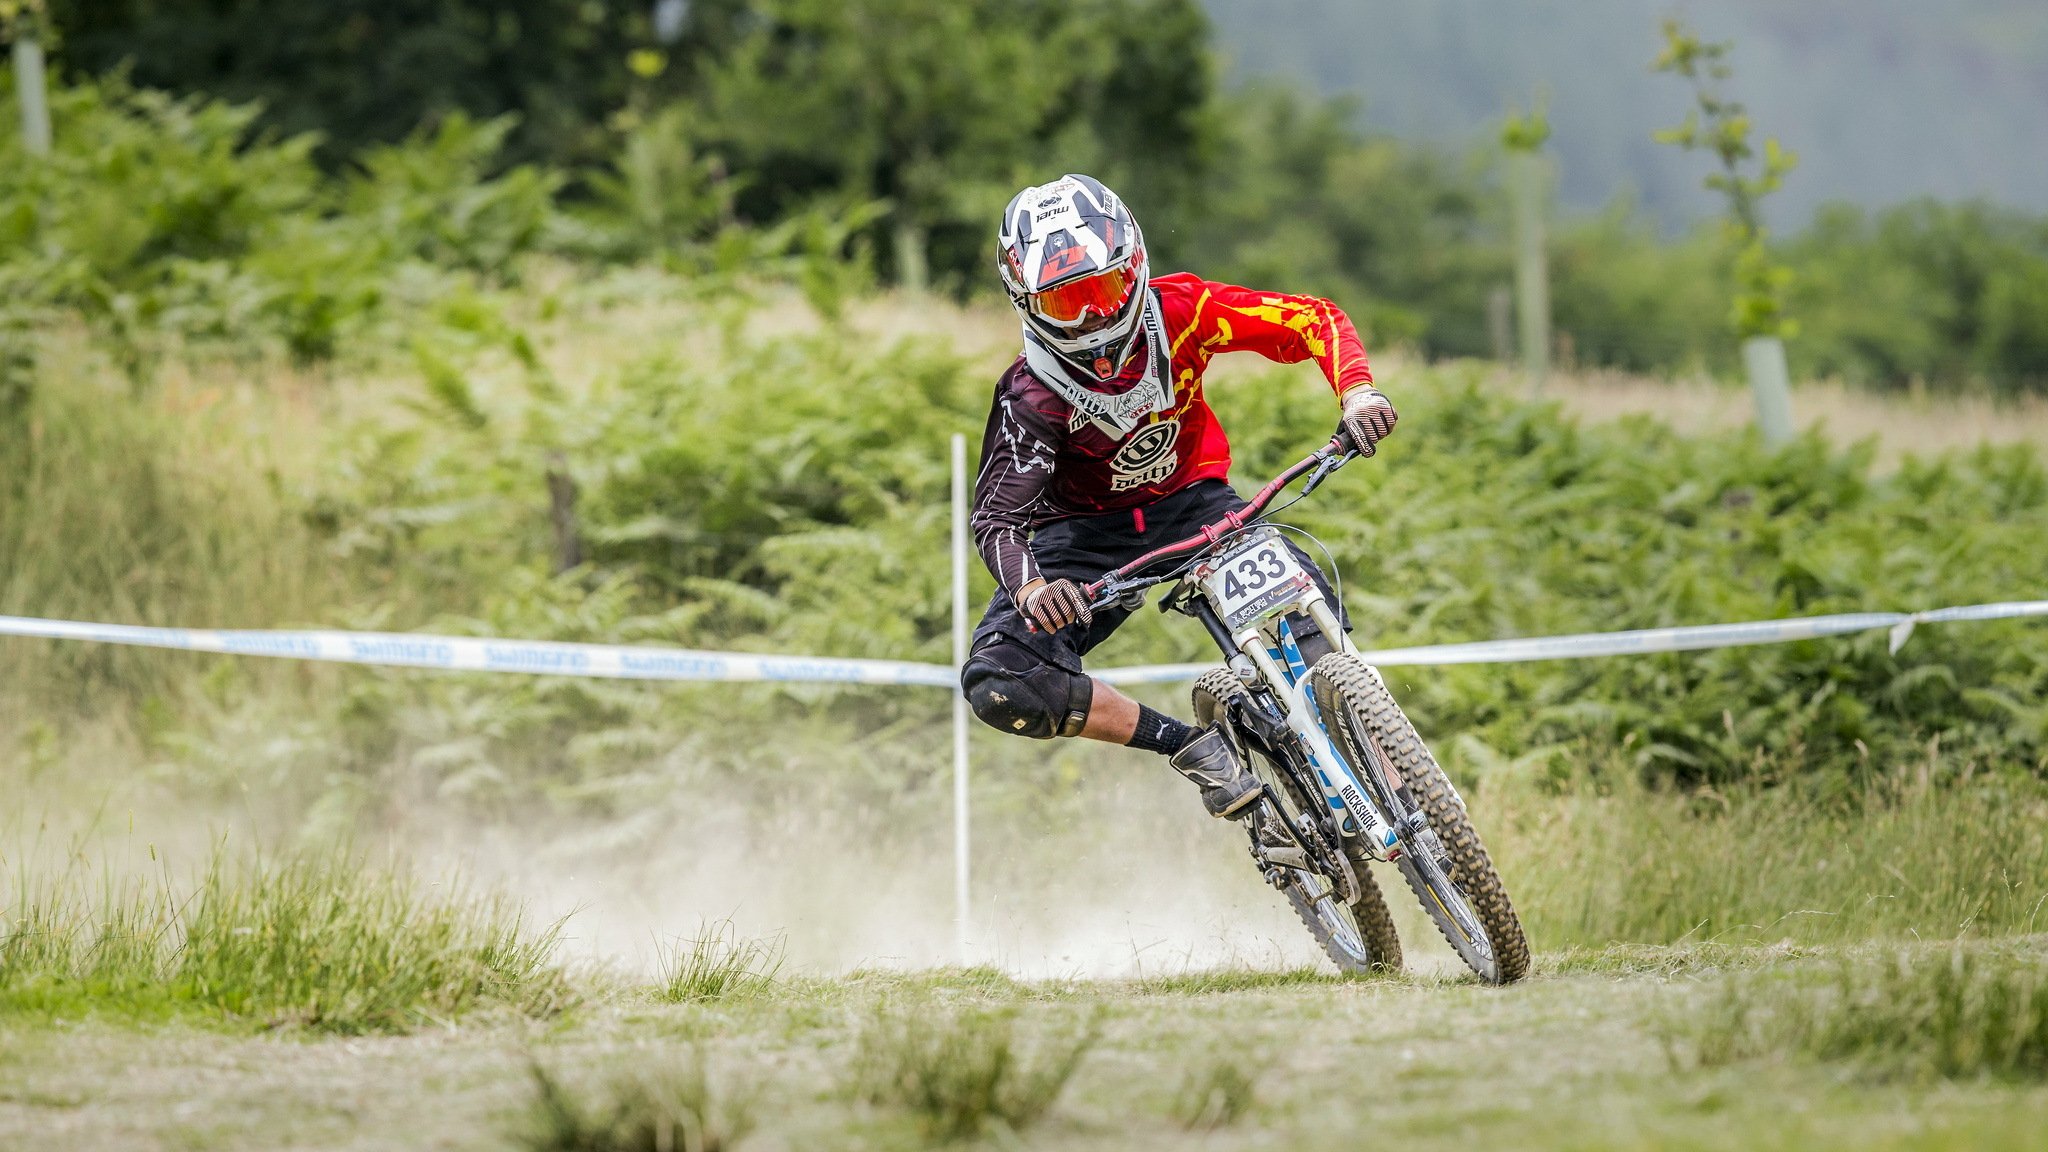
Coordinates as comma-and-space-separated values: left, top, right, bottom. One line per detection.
1309, 654, 1530, 984
1194, 669, 1402, 975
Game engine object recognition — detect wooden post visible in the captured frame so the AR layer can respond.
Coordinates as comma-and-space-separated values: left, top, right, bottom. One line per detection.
1742, 336, 1795, 446
545, 453, 585, 574
894, 218, 929, 294
1510, 150, 1551, 395
1487, 284, 1513, 365
12, 35, 51, 157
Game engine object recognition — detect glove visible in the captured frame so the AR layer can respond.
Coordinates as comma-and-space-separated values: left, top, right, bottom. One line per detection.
1020, 578, 1094, 635
1337, 387, 1398, 457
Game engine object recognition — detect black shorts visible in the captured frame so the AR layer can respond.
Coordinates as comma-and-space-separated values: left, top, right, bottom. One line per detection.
968, 479, 1342, 676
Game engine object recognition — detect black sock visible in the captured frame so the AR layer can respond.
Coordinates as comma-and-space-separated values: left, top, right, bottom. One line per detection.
1126, 706, 1197, 756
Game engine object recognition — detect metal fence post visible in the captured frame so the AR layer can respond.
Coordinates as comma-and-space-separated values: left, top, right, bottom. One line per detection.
949, 433, 972, 964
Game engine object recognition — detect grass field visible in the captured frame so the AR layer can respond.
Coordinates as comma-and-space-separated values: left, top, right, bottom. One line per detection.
6, 769, 2047, 1150
7, 940, 2048, 1150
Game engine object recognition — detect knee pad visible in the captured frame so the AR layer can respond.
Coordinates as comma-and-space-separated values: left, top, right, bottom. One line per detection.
961, 642, 1092, 739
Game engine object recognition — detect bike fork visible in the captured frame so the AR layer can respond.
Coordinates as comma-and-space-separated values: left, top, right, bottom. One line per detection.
1237, 638, 1402, 860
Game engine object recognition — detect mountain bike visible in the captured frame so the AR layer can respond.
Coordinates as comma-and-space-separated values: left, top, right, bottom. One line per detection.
1083, 438, 1529, 983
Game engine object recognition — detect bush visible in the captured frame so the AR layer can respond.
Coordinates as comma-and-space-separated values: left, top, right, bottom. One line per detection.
1786, 201, 2048, 395
0, 76, 564, 371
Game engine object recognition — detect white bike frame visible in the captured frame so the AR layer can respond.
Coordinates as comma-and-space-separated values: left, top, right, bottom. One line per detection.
1196, 533, 1402, 859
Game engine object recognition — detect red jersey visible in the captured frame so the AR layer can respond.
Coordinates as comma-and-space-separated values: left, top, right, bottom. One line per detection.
971, 272, 1374, 597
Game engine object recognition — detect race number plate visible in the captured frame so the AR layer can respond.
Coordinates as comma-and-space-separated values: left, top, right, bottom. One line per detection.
1202, 529, 1315, 631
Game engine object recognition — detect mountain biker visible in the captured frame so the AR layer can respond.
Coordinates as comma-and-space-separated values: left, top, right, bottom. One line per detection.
963, 173, 1397, 821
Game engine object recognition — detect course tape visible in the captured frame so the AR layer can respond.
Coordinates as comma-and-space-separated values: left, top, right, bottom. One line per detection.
0, 616, 956, 687
1091, 600, 2048, 686
2, 600, 2043, 689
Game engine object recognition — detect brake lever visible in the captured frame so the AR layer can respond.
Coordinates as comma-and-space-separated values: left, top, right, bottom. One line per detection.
1299, 447, 1358, 498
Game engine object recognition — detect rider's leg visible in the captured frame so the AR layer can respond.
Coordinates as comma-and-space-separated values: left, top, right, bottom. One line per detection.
1077, 680, 1139, 742
961, 643, 1258, 818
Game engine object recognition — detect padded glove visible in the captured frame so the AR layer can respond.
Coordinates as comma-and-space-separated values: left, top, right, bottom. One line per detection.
1338, 387, 1398, 457
1020, 578, 1094, 634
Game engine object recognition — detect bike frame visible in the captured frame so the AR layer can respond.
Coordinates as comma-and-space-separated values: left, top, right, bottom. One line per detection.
1082, 438, 1407, 860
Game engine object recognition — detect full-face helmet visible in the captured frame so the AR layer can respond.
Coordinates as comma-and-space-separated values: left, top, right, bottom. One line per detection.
997, 174, 1150, 384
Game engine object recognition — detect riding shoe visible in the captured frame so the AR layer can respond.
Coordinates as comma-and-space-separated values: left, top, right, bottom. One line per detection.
1169, 724, 1262, 819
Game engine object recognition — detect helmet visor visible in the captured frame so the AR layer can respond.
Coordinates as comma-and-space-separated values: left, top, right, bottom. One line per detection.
1029, 257, 1142, 329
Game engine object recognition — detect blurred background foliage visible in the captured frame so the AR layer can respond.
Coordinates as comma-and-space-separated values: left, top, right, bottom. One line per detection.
0, 0, 2045, 840
8, 0, 2048, 392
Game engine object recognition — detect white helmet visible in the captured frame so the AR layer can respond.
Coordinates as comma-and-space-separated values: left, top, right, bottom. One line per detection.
997, 174, 1151, 385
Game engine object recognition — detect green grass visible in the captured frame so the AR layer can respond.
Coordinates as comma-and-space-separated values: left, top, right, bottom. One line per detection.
0, 845, 572, 1032
652, 920, 784, 1004
12, 943, 2048, 1150
1171, 1055, 1260, 1131
1493, 771, 2048, 951
1136, 967, 1364, 996
848, 999, 1101, 1142
1667, 940, 2048, 1082
517, 1056, 754, 1152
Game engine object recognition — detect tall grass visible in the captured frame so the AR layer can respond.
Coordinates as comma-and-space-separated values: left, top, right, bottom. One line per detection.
0, 845, 572, 1031
1664, 941, 2048, 1081
0, 351, 343, 709
653, 920, 784, 1004
1496, 770, 2048, 951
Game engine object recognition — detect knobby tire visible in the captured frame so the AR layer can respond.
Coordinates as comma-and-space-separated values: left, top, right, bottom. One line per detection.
1309, 653, 1531, 984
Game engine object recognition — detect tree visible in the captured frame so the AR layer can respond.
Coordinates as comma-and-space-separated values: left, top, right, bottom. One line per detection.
677, 0, 1217, 290
1655, 18, 1800, 442
46, 0, 664, 169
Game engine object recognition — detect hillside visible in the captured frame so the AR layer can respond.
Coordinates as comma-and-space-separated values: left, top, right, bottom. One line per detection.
1202, 0, 2048, 226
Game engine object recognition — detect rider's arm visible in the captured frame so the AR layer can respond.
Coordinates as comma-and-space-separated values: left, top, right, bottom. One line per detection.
970, 372, 1066, 602
1191, 279, 1377, 399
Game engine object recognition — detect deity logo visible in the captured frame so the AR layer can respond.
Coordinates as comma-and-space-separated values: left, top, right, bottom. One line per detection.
1109, 419, 1180, 492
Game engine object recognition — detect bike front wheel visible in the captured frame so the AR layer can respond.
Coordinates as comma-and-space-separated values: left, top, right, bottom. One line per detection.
1309, 654, 1531, 984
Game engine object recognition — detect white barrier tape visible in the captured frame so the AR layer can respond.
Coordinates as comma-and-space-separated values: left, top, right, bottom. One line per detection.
3, 599, 2043, 690
1092, 600, 2048, 686
0, 616, 957, 688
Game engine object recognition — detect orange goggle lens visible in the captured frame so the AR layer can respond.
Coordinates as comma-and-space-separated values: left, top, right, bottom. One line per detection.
1030, 261, 1140, 326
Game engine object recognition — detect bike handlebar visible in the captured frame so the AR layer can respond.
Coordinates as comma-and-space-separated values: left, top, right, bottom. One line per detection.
1081, 436, 1355, 607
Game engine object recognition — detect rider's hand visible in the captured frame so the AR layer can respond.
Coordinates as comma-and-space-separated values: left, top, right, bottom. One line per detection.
1337, 387, 1398, 457
1019, 578, 1094, 635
